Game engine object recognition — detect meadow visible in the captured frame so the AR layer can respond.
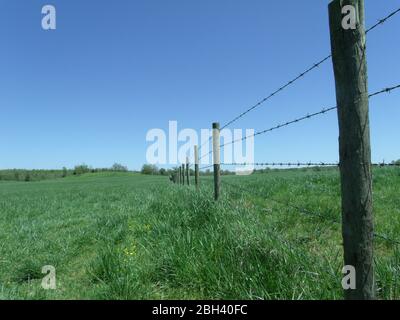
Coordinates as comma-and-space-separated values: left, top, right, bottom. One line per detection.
0, 168, 399, 300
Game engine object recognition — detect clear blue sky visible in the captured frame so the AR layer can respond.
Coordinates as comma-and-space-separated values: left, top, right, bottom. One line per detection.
1, 0, 399, 170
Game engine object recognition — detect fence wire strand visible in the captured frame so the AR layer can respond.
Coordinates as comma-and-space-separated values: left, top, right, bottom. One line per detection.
216, 162, 400, 167
365, 7, 400, 33
220, 55, 332, 130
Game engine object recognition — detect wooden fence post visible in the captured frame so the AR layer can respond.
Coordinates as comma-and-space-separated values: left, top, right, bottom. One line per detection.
186, 156, 190, 186
329, 0, 375, 300
212, 122, 221, 200
178, 167, 181, 185
182, 164, 185, 186
194, 145, 199, 190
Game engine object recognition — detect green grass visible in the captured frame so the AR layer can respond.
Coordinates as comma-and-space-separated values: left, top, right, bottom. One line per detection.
0, 168, 399, 300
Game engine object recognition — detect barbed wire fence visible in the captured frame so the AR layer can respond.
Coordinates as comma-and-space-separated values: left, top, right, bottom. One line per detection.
193, 7, 400, 160
170, 3, 400, 299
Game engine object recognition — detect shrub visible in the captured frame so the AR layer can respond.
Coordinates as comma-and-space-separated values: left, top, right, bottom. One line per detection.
111, 163, 128, 172
73, 164, 91, 175
141, 164, 158, 175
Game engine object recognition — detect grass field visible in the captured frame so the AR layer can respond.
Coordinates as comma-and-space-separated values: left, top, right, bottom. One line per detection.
0, 168, 399, 300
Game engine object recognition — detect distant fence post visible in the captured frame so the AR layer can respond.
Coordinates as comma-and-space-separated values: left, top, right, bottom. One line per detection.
178, 167, 181, 185
186, 156, 190, 186
194, 145, 199, 190
212, 122, 221, 200
182, 164, 185, 186
329, 0, 374, 300
181, 165, 184, 185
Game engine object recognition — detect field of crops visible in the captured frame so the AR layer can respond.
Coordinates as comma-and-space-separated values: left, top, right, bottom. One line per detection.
0, 168, 399, 300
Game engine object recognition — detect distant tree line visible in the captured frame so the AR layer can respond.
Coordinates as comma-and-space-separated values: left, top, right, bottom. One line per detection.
0, 163, 129, 182
140, 164, 235, 176
3, 159, 398, 182
72, 163, 129, 175
142, 159, 400, 177
0, 169, 64, 182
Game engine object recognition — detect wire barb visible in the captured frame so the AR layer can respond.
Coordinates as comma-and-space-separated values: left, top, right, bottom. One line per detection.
368, 84, 400, 98
365, 7, 400, 34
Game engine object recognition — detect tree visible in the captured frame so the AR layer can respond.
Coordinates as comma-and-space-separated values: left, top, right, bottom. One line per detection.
62, 167, 68, 178
73, 164, 90, 175
111, 163, 128, 172
141, 164, 158, 175
159, 168, 166, 176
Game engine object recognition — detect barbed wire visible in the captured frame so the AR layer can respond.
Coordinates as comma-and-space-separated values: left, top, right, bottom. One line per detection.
220, 55, 332, 130
217, 162, 400, 167
222, 179, 400, 245
195, 7, 400, 159
196, 161, 399, 171
372, 162, 400, 167
220, 162, 339, 167
365, 7, 400, 33
220, 107, 336, 150
198, 88, 400, 163
199, 164, 214, 170
198, 136, 213, 155
199, 151, 212, 162
217, 7, 400, 131
215, 84, 400, 151
197, 104, 335, 161
368, 84, 400, 98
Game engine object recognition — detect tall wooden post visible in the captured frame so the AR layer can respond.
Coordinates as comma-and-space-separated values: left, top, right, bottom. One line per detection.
194, 145, 199, 190
182, 164, 185, 186
178, 167, 181, 185
329, 0, 374, 300
212, 122, 221, 200
186, 157, 190, 186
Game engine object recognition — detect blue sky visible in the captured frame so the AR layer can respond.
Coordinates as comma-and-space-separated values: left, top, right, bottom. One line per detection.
1, 0, 399, 170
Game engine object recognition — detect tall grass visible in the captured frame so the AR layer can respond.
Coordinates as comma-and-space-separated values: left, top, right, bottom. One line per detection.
0, 168, 399, 299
